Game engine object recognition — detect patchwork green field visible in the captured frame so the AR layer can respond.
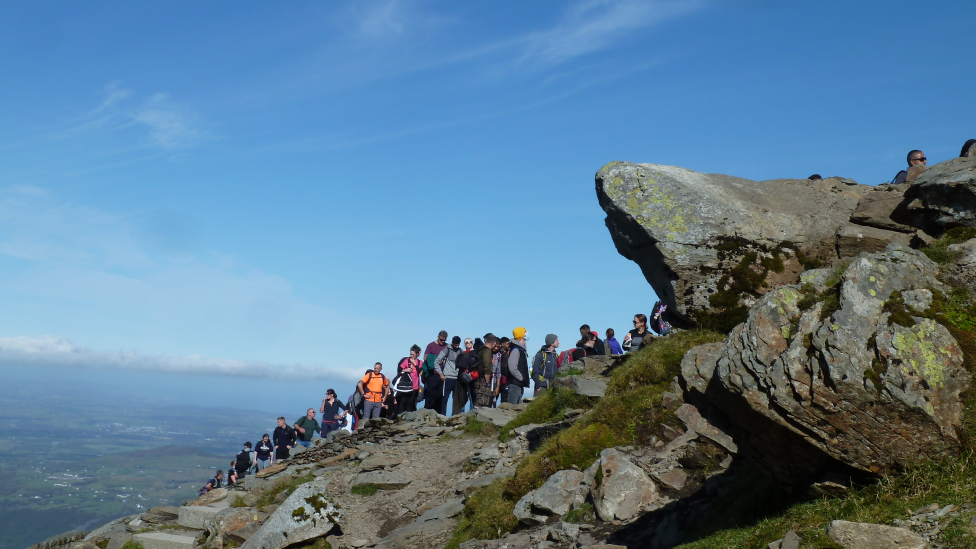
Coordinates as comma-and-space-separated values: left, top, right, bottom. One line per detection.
0, 380, 276, 549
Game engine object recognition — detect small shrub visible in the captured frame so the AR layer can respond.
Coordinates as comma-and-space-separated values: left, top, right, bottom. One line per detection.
564, 502, 595, 524
230, 495, 247, 508
350, 483, 382, 496
95, 540, 109, 549
462, 419, 499, 437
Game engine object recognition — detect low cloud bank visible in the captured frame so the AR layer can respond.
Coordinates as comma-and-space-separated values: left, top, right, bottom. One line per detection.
0, 335, 359, 382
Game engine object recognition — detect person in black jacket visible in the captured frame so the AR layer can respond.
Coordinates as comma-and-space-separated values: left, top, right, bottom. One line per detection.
579, 325, 605, 355
532, 334, 559, 395
273, 417, 295, 462
254, 434, 274, 470
234, 442, 253, 478
572, 332, 597, 362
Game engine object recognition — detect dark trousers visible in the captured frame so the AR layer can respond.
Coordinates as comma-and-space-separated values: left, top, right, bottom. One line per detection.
452, 379, 468, 415
396, 390, 418, 416
439, 378, 457, 416
321, 421, 340, 438
424, 378, 443, 412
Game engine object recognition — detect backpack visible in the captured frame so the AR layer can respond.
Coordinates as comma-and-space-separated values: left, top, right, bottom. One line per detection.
557, 349, 575, 369
351, 391, 365, 418
651, 301, 673, 336
236, 450, 251, 470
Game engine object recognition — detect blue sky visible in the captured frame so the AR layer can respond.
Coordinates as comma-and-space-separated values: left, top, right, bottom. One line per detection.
1, 1, 974, 414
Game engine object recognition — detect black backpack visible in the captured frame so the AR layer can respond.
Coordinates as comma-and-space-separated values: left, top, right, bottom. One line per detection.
236, 450, 251, 470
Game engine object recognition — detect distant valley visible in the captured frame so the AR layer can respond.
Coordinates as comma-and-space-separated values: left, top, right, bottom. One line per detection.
0, 378, 275, 549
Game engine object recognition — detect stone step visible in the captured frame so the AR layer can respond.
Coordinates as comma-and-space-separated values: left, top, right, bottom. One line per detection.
132, 532, 197, 549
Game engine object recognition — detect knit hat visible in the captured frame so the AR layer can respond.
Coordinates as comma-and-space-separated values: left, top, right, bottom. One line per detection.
452, 335, 462, 344
545, 334, 558, 346
513, 327, 526, 340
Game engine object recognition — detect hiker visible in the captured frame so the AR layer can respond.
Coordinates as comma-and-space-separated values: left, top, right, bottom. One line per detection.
255, 434, 274, 470
345, 392, 360, 431
580, 324, 605, 355
381, 389, 398, 420
423, 331, 449, 412
474, 334, 496, 408
294, 408, 321, 448
453, 338, 479, 414
357, 362, 390, 419
273, 417, 294, 462
235, 442, 253, 479
961, 139, 976, 157
623, 314, 652, 352
394, 345, 422, 415
892, 150, 927, 185
506, 327, 531, 404
435, 336, 462, 416
532, 334, 559, 395
200, 470, 223, 494
604, 328, 624, 355
496, 337, 510, 405
572, 331, 597, 361
319, 389, 350, 438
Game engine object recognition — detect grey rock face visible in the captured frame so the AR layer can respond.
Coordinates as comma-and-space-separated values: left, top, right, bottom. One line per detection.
360, 455, 402, 471
826, 520, 927, 549
895, 156, 976, 233
132, 533, 197, 549
352, 470, 411, 489
473, 407, 518, 427
687, 244, 969, 480
596, 161, 913, 324
591, 449, 658, 521
240, 479, 341, 549
514, 470, 585, 525
553, 375, 607, 398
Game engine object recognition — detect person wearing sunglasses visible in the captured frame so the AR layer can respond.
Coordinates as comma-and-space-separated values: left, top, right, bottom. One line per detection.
892, 150, 927, 185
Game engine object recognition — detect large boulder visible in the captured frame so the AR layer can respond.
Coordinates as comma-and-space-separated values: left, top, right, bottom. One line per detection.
826, 520, 927, 549
683, 244, 970, 481
514, 470, 585, 525
596, 161, 915, 328
591, 449, 658, 521
893, 156, 976, 233
240, 479, 341, 549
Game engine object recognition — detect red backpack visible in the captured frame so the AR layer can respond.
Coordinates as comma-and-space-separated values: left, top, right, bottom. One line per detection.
557, 349, 576, 369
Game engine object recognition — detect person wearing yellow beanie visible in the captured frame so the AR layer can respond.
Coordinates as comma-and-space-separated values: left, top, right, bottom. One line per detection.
506, 327, 529, 404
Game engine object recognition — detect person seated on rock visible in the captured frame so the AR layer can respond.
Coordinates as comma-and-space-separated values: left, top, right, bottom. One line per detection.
961, 139, 976, 157
234, 442, 253, 479
200, 470, 223, 494
622, 313, 651, 352
571, 332, 597, 362
226, 461, 238, 486
892, 150, 927, 184
579, 324, 605, 355
604, 328, 624, 356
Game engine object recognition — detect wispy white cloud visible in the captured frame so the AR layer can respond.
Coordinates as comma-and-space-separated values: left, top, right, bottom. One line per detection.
60, 83, 206, 150
517, 0, 705, 68
0, 335, 360, 382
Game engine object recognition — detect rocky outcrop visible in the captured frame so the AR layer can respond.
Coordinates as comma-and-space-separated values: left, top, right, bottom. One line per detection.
596, 161, 916, 328
826, 520, 927, 549
682, 244, 970, 481
893, 156, 976, 233
240, 479, 341, 549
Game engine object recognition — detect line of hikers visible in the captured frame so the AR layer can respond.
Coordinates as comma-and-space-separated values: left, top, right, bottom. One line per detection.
200, 307, 675, 494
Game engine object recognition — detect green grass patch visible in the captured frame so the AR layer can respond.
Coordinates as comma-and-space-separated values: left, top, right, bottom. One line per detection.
230, 495, 247, 508
461, 418, 499, 437
350, 483, 383, 496
119, 542, 145, 549
677, 456, 976, 549
498, 387, 596, 442
447, 331, 723, 548
555, 367, 585, 378
564, 502, 595, 524
920, 227, 976, 266
255, 473, 315, 509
